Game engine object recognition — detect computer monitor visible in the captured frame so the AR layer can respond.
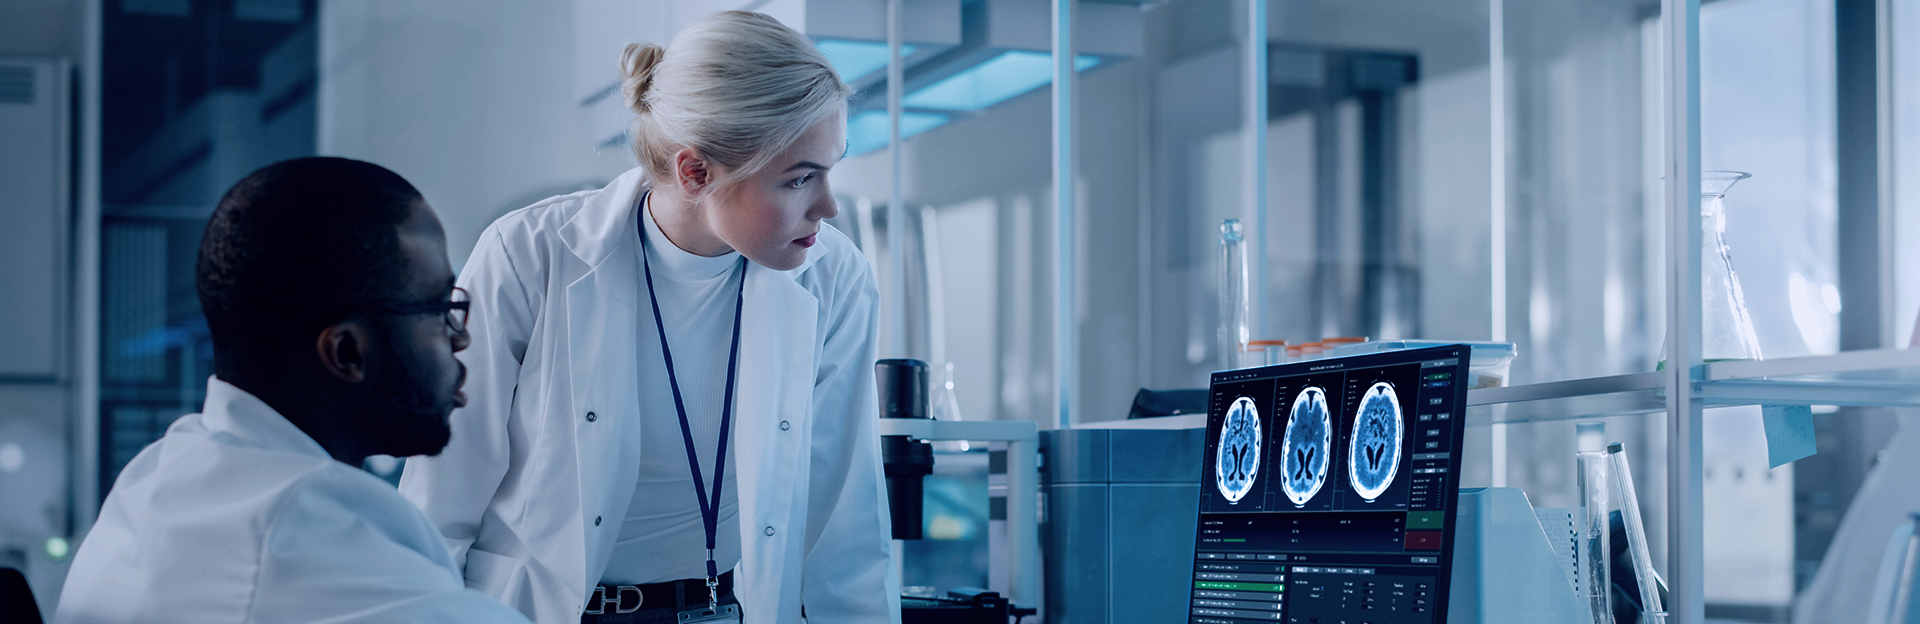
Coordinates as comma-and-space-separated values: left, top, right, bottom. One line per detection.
1187, 344, 1472, 624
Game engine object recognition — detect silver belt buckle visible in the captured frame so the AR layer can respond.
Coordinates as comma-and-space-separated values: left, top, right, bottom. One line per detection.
677, 604, 741, 623
585, 585, 643, 615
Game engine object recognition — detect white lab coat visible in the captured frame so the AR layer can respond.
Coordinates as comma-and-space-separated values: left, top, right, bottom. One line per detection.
1792, 417, 1920, 624
398, 167, 898, 624
55, 378, 530, 624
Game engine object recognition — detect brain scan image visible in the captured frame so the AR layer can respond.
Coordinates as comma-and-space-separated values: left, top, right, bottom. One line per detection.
1213, 397, 1262, 504
1347, 382, 1404, 502
1279, 387, 1332, 507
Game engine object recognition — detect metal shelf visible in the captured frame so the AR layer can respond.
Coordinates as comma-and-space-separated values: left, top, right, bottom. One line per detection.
1464, 348, 1920, 426
1467, 372, 1666, 424
1700, 347, 1920, 408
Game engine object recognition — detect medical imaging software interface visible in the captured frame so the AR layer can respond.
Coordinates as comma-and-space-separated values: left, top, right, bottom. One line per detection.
1189, 346, 1470, 624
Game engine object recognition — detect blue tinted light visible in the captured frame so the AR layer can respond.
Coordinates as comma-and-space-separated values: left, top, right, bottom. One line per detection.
817, 39, 918, 82
846, 110, 951, 156
902, 51, 1100, 111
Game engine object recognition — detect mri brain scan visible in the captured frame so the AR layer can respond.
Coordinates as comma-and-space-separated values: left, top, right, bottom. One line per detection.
1214, 397, 1262, 504
1279, 387, 1332, 507
1347, 382, 1404, 502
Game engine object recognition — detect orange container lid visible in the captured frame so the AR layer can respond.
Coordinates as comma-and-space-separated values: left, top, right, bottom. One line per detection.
1321, 337, 1369, 345
1247, 340, 1289, 347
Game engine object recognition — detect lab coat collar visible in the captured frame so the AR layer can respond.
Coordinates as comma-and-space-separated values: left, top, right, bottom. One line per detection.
196, 376, 334, 462
558, 167, 825, 280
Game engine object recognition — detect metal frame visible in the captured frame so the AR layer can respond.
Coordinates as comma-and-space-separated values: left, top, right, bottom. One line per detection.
1246, 0, 1267, 342
75, 0, 105, 535
1661, 0, 1705, 621
876, 418, 1040, 609
1052, 0, 1076, 430
886, 0, 908, 359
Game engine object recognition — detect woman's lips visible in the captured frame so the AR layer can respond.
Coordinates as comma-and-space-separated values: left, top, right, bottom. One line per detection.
794, 233, 818, 248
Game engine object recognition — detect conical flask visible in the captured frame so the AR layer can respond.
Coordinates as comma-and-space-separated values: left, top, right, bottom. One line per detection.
1661, 171, 1763, 369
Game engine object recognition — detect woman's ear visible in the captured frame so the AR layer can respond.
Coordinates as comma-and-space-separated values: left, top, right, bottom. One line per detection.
314, 322, 370, 384
673, 148, 713, 196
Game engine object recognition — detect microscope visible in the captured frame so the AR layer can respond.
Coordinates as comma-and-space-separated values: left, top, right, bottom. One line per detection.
876, 359, 1036, 623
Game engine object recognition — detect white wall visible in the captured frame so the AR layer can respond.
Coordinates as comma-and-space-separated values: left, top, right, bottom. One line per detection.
318, 0, 639, 269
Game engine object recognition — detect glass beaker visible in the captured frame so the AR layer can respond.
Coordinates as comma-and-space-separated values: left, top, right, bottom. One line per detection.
1219, 219, 1250, 371
1660, 171, 1763, 369
929, 362, 969, 452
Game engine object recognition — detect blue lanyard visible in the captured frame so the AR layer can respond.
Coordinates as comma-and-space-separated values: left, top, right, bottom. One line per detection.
638, 211, 746, 604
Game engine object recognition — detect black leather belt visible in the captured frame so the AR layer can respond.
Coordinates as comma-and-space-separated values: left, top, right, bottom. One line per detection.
581, 571, 737, 623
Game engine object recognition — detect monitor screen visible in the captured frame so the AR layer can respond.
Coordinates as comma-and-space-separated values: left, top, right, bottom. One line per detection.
1187, 344, 1471, 624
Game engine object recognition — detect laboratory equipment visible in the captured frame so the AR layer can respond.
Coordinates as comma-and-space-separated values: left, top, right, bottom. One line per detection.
1868, 513, 1920, 624
1326, 339, 1518, 388
929, 362, 970, 452
1447, 487, 1587, 623
1186, 344, 1472, 623
1249, 340, 1289, 366
879, 417, 1040, 622
878, 359, 935, 540
1321, 336, 1369, 351
1219, 219, 1250, 371
876, 376, 1040, 623
1576, 422, 1613, 624
1042, 423, 1207, 622
1659, 171, 1763, 369
1125, 388, 1208, 420
1608, 443, 1664, 623
899, 587, 1015, 623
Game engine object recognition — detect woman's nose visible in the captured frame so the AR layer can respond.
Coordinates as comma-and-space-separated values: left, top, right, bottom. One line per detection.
810, 194, 839, 221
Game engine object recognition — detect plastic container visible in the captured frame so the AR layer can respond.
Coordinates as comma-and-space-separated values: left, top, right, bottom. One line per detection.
1249, 340, 1288, 365
1299, 342, 1324, 360
1321, 336, 1369, 349
1324, 340, 1518, 388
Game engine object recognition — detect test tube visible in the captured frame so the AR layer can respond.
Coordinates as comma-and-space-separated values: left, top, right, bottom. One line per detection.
1576, 422, 1614, 624
1609, 442, 1664, 622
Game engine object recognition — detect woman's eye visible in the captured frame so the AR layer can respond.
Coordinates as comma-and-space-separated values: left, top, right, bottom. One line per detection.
788, 174, 814, 189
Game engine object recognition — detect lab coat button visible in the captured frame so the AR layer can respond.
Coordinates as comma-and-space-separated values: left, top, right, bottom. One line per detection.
586, 411, 597, 422
764, 526, 775, 536
779, 420, 791, 431
595, 516, 602, 526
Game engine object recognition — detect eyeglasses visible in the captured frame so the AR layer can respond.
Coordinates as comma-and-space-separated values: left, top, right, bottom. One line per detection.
312, 287, 471, 334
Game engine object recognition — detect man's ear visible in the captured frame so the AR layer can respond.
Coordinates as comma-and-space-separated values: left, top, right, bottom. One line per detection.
673, 148, 713, 196
314, 322, 371, 383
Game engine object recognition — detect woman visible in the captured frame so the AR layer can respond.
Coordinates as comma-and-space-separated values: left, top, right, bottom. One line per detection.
399, 12, 896, 623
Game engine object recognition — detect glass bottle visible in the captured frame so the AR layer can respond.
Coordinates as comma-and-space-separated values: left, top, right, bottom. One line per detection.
1219, 219, 1250, 371
1576, 422, 1614, 624
1661, 171, 1763, 369
929, 362, 969, 452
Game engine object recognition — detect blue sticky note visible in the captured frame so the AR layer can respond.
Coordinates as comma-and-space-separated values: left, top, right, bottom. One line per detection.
1762, 405, 1817, 468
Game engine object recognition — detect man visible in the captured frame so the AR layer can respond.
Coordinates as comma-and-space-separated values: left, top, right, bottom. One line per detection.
56, 157, 530, 624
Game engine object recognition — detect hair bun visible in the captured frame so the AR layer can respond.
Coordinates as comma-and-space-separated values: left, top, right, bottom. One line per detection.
620, 43, 666, 114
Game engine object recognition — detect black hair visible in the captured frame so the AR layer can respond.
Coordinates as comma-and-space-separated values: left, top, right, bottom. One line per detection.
196, 157, 425, 362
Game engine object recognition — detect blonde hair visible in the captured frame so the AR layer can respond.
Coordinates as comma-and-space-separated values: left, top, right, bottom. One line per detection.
621, 11, 851, 191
